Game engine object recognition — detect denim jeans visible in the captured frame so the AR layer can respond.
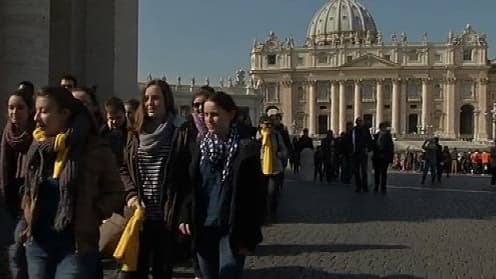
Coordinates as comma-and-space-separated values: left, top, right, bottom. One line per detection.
25, 237, 100, 279
196, 227, 245, 279
8, 218, 28, 279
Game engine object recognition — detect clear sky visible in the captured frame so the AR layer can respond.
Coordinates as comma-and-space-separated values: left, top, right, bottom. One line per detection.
138, 0, 496, 84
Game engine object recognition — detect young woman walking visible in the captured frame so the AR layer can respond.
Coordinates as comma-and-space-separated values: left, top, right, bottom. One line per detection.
22, 86, 124, 279
179, 91, 265, 279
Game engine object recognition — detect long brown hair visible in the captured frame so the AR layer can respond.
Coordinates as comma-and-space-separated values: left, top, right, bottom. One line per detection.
134, 79, 176, 132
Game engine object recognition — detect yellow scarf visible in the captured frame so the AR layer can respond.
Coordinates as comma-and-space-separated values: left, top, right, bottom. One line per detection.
32, 128, 69, 179
261, 128, 273, 175
113, 206, 144, 272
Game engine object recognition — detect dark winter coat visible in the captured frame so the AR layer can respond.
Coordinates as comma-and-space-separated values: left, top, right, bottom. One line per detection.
372, 130, 394, 164
180, 128, 265, 252
120, 119, 191, 229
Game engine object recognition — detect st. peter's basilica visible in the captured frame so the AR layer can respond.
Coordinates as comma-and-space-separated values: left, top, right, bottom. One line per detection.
250, 0, 496, 142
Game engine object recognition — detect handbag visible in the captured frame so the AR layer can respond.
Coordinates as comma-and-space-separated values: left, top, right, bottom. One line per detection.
99, 207, 133, 258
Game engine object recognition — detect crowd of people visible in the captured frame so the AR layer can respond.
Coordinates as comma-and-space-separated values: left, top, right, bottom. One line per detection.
0, 76, 272, 279
289, 119, 394, 193
2, 75, 496, 279
392, 147, 496, 176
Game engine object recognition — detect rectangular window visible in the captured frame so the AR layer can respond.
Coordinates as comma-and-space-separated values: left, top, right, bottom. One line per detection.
346, 55, 353, 63
318, 115, 328, 135
463, 48, 473, 61
317, 85, 329, 101
362, 84, 374, 100
318, 55, 328, 64
265, 85, 278, 102
433, 83, 442, 99
267, 55, 277, 65
383, 55, 391, 61
297, 87, 305, 102
462, 82, 473, 98
434, 54, 442, 62
407, 83, 419, 98
297, 56, 304, 65
408, 51, 419, 62
384, 84, 392, 99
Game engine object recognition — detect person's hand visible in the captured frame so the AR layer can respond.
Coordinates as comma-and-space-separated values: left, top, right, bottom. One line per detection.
238, 247, 253, 256
127, 196, 139, 208
179, 223, 191, 236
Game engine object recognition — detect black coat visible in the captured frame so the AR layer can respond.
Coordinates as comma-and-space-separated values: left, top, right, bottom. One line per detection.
346, 126, 373, 156
372, 130, 394, 164
180, 128, 265, 251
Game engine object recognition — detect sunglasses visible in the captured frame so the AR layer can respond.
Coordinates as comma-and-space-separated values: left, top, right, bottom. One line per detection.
192, 102, 203, 108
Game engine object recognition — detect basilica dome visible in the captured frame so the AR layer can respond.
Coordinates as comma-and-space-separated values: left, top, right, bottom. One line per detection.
307, 0, 378, 45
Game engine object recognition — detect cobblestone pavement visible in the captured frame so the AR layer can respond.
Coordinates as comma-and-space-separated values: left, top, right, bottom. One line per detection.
18, 171, 491, 279
242, 173, 496, 279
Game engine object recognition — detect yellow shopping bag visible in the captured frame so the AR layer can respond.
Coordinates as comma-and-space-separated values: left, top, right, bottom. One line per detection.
113, 206, 144, 272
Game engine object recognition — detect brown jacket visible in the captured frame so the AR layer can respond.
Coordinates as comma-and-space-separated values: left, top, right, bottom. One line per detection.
22, 138, 124, 253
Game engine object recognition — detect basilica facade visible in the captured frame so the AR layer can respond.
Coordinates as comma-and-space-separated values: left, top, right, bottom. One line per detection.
250, 0, 496, 141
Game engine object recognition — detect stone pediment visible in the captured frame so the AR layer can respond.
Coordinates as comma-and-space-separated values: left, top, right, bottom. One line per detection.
342, 54, 399, 68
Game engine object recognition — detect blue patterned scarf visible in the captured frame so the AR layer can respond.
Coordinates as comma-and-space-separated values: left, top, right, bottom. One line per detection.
200, 125, 240, 184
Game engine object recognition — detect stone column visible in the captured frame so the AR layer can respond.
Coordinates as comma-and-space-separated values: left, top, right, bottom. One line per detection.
391, 79, 400, 135
279, 80, 293, 128
477, 78, 489, 140
330, 82, 339, 133
375, 79, 384, 129
421, 78, 431, 133
474, 110, 480, 141
445, 78, 457, 138
354, 80, 362, 121
400, 80, 408, 134
339, 81, 347, 133
308, 80, 317, 136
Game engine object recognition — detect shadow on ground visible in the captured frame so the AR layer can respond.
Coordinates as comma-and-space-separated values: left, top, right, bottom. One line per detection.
278, 174, 496, 224
244, 266, 424, 279
255, 243, 409, 257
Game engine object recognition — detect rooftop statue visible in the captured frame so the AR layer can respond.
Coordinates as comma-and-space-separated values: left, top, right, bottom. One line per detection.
236, 69, 246, 86
391, 33, 398, 42
377, 32, 383, 44
422, 32, 429, 43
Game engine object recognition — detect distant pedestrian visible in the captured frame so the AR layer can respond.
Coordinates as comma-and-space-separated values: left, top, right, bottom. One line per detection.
258, 115, 287, 223
450, 147, 459, 174
372, 122, 394, 193
347, 118, 372, 192
71, 87, 105, 129
320, 130, 338, 182
291, 137, 300, 174
433, 138, 443, 183
297, 128, 314, 151
101, 96, 128, 165
490, 145, 496, 186
124, 98, 140, 129
314, 146, 324, 182
421, 138, 438, 185
442, 146, 452, 178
